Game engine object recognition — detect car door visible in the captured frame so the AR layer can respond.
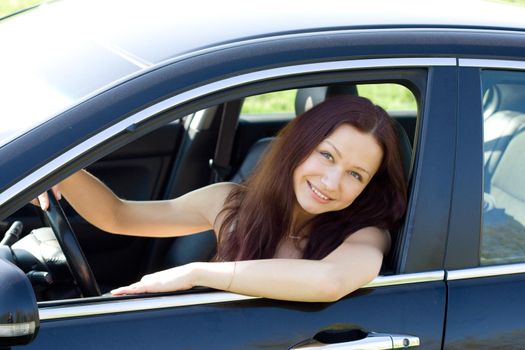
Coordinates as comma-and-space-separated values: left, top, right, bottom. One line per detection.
13, 52, 458, 349
443, 61, 525, 349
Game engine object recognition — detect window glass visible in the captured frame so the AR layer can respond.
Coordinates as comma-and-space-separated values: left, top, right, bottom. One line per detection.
481, 69, 525, 265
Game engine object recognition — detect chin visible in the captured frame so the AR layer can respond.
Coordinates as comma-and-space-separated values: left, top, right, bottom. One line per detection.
297, 200, 332, 216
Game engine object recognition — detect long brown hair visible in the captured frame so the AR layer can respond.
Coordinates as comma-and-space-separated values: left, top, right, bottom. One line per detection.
215, 95, 407, 261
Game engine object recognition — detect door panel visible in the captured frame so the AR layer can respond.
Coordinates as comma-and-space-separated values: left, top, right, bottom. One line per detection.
31, 282, 445, 349
444, 273, 525, 349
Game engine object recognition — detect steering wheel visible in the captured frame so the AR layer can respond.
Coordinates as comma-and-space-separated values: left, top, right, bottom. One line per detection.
44, 191, 101, 297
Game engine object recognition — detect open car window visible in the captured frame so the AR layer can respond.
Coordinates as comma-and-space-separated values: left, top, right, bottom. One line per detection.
1, 72, 422, 303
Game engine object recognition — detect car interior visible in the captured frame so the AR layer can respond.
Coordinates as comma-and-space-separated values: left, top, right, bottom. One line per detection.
481, 72, 525, 265
1, 81, 419, 301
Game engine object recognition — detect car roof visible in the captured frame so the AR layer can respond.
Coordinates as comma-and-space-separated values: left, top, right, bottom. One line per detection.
1, 0, 525, 147
12, 0, 525, 64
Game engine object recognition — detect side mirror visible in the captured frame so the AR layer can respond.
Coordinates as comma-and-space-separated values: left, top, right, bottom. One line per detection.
0, 256, 39, 347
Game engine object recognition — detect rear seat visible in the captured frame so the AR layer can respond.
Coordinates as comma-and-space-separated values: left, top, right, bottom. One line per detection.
483, 110, 525, 192
482, 126, 525, 264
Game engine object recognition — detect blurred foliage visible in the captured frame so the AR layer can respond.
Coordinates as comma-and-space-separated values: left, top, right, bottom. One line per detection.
243, 84, 417, 114
0, 0, 43, 17
490, 0, 525, 5
243, 90, 296, 114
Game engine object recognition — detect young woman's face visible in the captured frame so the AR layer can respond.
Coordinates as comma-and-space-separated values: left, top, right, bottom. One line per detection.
293, 123, 383, 217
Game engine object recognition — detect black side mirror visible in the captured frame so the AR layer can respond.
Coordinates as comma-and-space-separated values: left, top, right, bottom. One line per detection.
0, 257, 39, 347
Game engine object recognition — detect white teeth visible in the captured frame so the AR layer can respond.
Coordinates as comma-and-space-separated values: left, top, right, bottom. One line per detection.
309, 182, 329, 200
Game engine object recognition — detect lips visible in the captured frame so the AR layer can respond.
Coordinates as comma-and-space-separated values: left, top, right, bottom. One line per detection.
307, 181, 332, 203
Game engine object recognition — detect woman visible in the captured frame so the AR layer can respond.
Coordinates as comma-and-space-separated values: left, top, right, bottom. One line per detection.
36, 95, 407, 302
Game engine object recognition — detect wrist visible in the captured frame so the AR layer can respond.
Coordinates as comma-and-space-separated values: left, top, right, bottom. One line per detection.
187, 262, 236, 291
188, 262, 204, 287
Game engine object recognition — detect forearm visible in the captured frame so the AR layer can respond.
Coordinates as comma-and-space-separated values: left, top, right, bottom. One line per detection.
57, 170, 123, 233
193, 259, 353, 302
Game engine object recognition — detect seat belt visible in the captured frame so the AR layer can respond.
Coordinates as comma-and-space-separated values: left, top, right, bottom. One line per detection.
210, 99, 243, 183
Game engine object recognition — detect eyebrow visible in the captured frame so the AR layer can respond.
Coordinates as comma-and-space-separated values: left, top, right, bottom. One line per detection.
322, 140, 372, 177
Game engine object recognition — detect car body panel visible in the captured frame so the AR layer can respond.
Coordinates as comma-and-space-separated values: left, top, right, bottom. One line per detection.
445, 267, 525, 348
30, 276, 445, 349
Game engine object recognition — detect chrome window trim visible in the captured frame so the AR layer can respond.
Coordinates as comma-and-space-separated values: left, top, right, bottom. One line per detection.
459, 58, 525, 70
39, 270, 444, 321
447, 262, 525, 281
364, 270, 444, 288
0, 56, 454, 206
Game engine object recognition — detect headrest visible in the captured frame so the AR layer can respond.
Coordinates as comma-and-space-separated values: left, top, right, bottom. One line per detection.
294, 87, 328, 116
326, 84, 358, 98
294, 85, 358, 116
295, 84, 357, 115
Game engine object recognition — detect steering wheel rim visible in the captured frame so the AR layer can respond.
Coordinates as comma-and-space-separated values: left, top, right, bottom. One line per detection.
44, 190, 100, 297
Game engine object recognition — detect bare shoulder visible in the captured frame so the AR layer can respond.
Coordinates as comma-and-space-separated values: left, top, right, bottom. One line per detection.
196, 182, 239, 201
344, 226, 391, 255
181, 182, 239, 228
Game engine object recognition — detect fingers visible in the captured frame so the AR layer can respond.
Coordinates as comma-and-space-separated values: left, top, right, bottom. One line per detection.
37, 193, 50, 211
110, 279, 160, 295
51, 185, 62, 201
30, 186, 62, 211
110, 282, 148, 296
110, 274, 163, 295
110, 267, 194, 296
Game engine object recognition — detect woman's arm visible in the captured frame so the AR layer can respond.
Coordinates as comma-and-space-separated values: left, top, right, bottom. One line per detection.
111, 227, 387, 302
39, 170, 235, 238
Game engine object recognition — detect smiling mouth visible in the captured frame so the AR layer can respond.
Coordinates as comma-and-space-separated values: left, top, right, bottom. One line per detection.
307, 181, 331, 201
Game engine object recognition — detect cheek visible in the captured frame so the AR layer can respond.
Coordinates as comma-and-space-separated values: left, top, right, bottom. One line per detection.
294, 157, 319, 181
338, 182, 367, 207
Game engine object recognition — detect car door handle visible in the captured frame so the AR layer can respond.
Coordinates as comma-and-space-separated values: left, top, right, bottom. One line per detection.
290, 332, 420, 349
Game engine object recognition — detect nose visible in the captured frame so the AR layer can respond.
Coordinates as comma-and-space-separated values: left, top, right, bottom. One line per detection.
320, 167, 342, 192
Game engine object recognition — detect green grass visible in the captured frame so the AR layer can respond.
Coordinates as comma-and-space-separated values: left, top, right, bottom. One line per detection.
357, 84, 416, 111
242, 84, 417, 114
242, 90, 296, 114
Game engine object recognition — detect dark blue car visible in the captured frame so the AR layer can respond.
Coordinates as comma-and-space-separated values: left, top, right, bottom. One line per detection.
2, 0, 525, 348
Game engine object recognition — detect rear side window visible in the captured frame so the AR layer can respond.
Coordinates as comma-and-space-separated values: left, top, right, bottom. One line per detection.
481, 69, 525, 265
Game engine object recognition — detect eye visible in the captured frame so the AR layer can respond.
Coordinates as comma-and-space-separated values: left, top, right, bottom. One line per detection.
319, 151, 334, 161
348, 170, 363, 182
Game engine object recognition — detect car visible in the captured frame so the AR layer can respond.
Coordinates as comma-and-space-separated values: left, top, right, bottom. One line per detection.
2, 0, 525, 348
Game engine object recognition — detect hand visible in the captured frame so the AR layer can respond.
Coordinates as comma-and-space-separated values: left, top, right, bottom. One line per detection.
30, 185, 62, 211
110, 264, 196, 295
